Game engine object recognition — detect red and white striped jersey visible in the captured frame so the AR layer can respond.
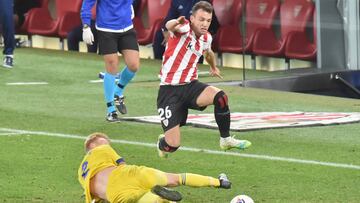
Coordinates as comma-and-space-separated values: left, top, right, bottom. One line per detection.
159, 20, 213, 85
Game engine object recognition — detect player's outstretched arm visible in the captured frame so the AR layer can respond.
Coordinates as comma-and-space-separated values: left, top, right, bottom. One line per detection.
165, 16, 186, 33
204, 49, 223, 79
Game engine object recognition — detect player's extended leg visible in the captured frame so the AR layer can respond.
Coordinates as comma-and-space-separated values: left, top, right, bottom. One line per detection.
196, 86, 251, 150
114, 49, 139, 114
103, 54, 120, 122
138, 170, 230, 202
138, 166, 230, 202
166, 173, 231, 189
157, 125, 181, 158
138, 166, 182, 202
139, 173, 231, 202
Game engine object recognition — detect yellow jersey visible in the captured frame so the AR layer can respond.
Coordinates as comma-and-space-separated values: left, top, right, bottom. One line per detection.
77, 145, 125, 203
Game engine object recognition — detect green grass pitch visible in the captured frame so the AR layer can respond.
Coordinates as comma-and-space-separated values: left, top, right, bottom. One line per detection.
0, 48, 359, 202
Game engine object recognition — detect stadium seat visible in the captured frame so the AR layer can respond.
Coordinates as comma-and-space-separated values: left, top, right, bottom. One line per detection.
213, 0, 242, 26
27, 0, 83, 48
57, 1, 84, 39
133, 0, 171, 45
213, 0, 280, 68
285, 11, 316, 61
16, 0, 49, 35
245, 0, 280, 52
252, 0, 315, 68
212, 0, 243, 65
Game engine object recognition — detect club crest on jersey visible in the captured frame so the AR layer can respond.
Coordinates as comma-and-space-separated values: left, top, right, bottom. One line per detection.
162, 119, 169, 127
187, 42, 202, 57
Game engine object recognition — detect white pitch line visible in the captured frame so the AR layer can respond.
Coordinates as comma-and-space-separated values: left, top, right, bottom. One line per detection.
89, 79, 103, 83
1, 127, 359, 170
6, 82, 48, 86
0, 132, 27, 136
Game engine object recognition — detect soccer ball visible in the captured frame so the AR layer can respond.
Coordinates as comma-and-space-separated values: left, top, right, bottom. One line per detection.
230, 195, 254, 203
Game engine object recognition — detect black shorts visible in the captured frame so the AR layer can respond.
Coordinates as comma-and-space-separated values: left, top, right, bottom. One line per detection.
97, 28, 139, 55
157, 80, 209, 132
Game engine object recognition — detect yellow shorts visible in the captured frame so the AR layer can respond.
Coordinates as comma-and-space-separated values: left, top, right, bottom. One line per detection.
106, 165, 168, 203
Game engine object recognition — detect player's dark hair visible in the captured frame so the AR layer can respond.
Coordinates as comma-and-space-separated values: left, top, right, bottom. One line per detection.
192, 1, 213, 15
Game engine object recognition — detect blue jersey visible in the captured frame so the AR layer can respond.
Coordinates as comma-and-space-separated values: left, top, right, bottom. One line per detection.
81, 0, 134, 32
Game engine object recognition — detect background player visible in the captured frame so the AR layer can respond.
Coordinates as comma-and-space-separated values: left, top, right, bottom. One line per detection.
81, 0, 140, 122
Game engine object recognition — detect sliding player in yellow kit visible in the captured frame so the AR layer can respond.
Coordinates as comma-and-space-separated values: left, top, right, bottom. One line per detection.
78, 132, 232, 203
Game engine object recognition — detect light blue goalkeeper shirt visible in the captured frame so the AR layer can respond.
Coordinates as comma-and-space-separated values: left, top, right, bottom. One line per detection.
81, 0, 134, 33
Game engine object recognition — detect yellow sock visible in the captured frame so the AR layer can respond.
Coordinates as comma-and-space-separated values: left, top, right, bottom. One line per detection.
178, 173, 220, 187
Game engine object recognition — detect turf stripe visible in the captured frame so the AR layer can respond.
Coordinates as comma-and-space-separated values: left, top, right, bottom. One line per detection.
1, 127, 359, 170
